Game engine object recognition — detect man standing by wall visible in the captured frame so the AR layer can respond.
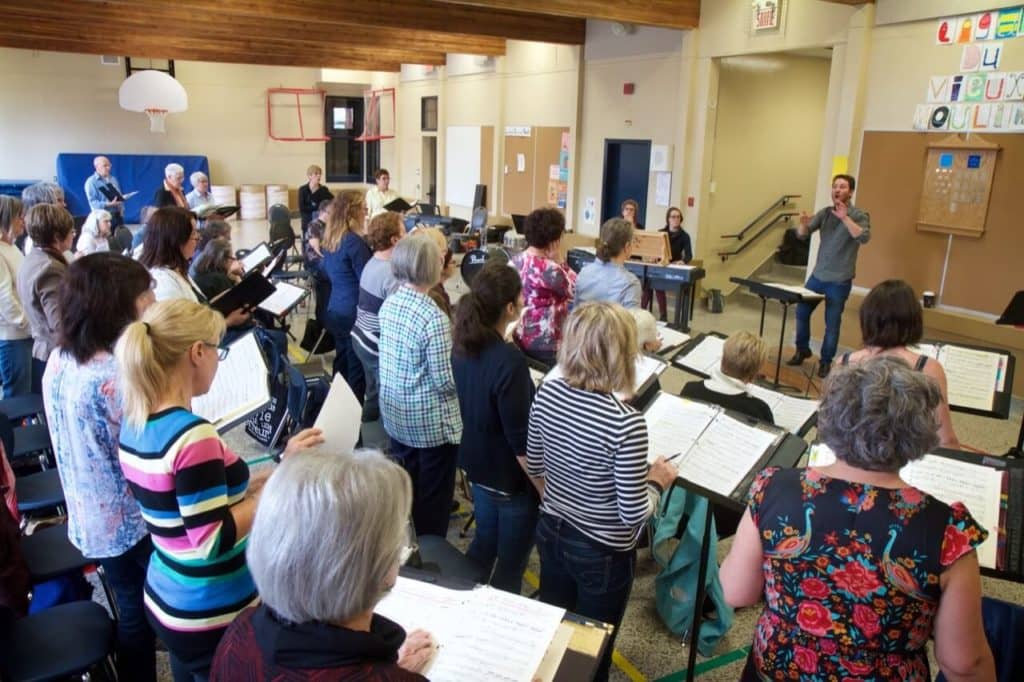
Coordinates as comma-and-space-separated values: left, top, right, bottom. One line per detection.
786, 173, 871, 378
84, 156, 124, 227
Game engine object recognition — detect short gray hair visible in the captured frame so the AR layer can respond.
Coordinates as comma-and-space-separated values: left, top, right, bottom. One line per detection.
392, 232, 441, 287
247, 449, 412, 625
189, 171, 208, 187
164, 163, 184, 179
21, 182, 64, 212
817, 356, 941, 472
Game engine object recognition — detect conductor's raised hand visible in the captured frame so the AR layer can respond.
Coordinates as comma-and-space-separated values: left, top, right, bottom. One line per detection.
648, 456, 677, 491
831, 200, 848, 221
799, 210, 812, 228
282, 428, 324, 457
397, 629, 436, 674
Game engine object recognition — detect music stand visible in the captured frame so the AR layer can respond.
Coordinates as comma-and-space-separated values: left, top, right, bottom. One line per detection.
997, 292, 1024, 457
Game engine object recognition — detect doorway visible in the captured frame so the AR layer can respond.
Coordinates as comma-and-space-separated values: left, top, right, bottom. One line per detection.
601, 139, 651, 224
422, 136, 437, 207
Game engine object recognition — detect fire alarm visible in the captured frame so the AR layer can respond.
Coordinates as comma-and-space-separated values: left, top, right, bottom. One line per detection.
623, 83, 635, 95
687, 196, 695, 207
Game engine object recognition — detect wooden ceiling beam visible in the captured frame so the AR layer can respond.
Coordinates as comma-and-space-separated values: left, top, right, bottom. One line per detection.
432, 0, 700, 30
0, 33, 404, 72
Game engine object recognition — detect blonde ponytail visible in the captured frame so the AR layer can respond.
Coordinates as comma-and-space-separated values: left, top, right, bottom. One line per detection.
115, 300, 226, 427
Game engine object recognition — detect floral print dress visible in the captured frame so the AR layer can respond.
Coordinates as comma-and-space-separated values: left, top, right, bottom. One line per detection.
743, 467, 987, 681
513, 253, 576, 356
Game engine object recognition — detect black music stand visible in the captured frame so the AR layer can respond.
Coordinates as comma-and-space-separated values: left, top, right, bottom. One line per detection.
997, 292, 1024, 458
730, 277, 822, 388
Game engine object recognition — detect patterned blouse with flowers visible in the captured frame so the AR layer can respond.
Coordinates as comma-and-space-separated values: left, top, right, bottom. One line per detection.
744, 466, 987, 681
513, 252, 577, 355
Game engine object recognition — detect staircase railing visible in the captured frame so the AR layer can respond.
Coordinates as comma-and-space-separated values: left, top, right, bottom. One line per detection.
717, 194, 801, 262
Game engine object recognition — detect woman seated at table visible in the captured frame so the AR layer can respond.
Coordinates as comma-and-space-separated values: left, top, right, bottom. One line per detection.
720, 357, 994, 681
209, 450, 433, 680
513, 208, 576, 367
839, 279, 960, 448
453, 261, 537, 594
680, 331, 774, 424
528, 302, 675, 681
574, 218, 640, 309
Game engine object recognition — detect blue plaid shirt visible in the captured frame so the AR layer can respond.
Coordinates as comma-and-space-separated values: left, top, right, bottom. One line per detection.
379, 285, 462, 448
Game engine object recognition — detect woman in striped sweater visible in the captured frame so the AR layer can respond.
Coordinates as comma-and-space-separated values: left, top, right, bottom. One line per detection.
115, 299, 321, 681
527, 302, 676, 681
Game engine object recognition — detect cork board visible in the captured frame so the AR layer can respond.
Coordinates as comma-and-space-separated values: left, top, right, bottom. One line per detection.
855, 131, 1020, 316
917, 134, 999, 238
502, 133, 534, 216
500, 126, 570, 216
533, 127, 570, 212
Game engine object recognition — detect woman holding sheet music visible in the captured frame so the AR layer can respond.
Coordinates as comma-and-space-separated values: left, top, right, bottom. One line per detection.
720, 357, 994, 681
839, 279, 960, 448
115, 299, 322, 681
527, 302, 676, 681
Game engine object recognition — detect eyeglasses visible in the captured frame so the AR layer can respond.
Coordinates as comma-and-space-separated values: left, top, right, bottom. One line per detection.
203, 342, 229, 360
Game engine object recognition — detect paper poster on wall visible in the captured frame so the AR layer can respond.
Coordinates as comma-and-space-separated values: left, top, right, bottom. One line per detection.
654, 172, 672, 207
650, 145, 673, 172
583, 197, 596, 225
560, 131, 569, 150
997, 8, 1022, 40
549, 164, 559, 180
516, 153, 526, 172
831, 155, 848, 176
975, 12, 996, 41
546, 180, 558, 204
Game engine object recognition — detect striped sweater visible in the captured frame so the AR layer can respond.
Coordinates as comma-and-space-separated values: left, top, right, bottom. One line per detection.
526, 378, 660, 551
119, 407, 257, 653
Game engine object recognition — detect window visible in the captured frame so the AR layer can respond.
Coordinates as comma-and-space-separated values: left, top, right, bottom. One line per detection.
324, 96, 380, 184
421, 96, 438, 132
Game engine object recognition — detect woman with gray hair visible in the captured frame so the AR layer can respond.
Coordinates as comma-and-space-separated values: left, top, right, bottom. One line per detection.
209, 450, 434, 680
720, 357, 994, 681
378, 233, 462, 537
186, 171, 212, 208
77, 208, 112, 256
153, 162, 188, 209
18, 181, 65, 253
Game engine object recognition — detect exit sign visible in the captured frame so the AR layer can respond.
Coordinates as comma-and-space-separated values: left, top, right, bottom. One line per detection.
752, 0, 781, 32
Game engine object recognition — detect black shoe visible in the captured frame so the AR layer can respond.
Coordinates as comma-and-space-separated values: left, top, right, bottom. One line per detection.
786, 349, 812, 366
659, 314, 668, 323
818, 361, 832, 378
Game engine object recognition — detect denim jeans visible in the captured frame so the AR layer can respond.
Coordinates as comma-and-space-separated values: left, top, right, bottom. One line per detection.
467, 484, 539, 595
0, 338, 32, 398
389, 438, 458, 537
535, 513, 636, 682
794, 274, 853, 365
97, 536, 156, 682
324, 310, 365, 402
30, 357, 48, 395
352, 341, 380, 422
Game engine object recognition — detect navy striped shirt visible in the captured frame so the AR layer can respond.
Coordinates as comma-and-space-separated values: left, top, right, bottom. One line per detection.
526, 378, 659, 550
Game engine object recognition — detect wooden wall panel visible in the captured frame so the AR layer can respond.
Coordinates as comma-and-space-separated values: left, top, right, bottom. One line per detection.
503, 134, 535, 216
480, 126, 495, 208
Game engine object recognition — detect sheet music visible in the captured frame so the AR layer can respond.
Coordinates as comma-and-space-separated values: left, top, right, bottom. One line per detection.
122, 191, 139, 200
678, 414, 779, 497
375, 577, 566, 682
257, 281, 307, 316
191, 333, 269, 429
544, 355, 665, 397
745, 384, 819, 434
900, 455, 1004, 569
675, 334, 725, 375
643, 392, 719, 463
936, 345, 1000, 411
240, 243, 271, 273
656, 322, 690, 351
529, 368, 545, 387
912, 343, 940, 360
313, 374, 362, 453
762, 282, 825, 299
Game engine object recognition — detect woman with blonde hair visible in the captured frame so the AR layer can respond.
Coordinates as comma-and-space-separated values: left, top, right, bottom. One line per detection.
116, 299, 321, 681
78, 208, 112, 256
417, 227, 454, 317
0, 196, 32, 397
574, 218, 641, 309
681, 330, 774, 424
322, 190, 372, 398
527, 302, 676, 681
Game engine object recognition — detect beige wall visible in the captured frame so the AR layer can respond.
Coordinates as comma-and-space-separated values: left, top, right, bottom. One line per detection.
702, 54, 831, 291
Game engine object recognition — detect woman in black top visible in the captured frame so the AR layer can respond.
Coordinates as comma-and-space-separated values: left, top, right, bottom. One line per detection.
644, 206, 693, 321
298, 164, 333, 235
190, 239, 241, 301
452, 261, 538, 594
681, 331, 773, 423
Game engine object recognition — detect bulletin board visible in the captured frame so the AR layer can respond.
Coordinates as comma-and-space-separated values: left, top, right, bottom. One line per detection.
501, 126, 570, 216
917, 134, 1000, 238
855, 131, 1019, 316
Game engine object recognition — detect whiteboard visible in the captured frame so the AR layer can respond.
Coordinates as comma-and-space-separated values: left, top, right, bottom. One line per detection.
445, 125, 481, 208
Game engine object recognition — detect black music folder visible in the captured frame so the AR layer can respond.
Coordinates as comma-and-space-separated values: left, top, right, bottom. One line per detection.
997, 291, 1024, 326
98, 185, 138, 202
207, 271, 276, 317
384, 197, 415, 212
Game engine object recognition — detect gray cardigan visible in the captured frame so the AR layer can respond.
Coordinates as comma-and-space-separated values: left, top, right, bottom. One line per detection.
16, 248, 66, 362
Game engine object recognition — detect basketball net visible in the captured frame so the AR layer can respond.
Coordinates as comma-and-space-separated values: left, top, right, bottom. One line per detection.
145, 108, 169, 133
355, 93, 380, 141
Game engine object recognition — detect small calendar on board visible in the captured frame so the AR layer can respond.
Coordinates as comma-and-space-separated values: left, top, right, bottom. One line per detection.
917, 134, 999, 238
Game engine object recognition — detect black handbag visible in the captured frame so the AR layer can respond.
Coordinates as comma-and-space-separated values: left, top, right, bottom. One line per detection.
299, 318, 334, 354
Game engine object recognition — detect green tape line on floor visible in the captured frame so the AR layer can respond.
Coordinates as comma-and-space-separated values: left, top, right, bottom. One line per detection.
653, 646, 750, 682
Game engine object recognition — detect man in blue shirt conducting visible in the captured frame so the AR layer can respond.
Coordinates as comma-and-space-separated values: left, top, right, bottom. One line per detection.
786, 173, 871, 378
84, 155, 125, 227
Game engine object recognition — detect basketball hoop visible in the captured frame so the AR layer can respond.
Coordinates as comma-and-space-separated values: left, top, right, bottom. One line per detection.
145, 108, 169, 133
355, 88, 395, 142
119, 70, 187, 134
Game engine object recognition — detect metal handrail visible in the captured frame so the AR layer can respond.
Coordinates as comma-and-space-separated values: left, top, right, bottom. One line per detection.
718, 212, 798, 261
721, 194, 801, 240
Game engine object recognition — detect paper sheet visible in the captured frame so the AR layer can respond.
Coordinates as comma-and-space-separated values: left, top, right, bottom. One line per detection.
313, 374, 363, 453
534, 623, 573, 682
544, 355, 665, 397
529, 368, 545, 387
745, 384, 819, 434
900, 455, 1004, 569
375, 577, 566, 682
675, 334, 725, 376
240, 243, 271, 274
644, 392, 718, 463
761, 282, 825, 299
656, 322, 690, 351
936, 345, 1001, 411
191, 333, 269, 430
678, 414, 779, 497
257, 281, 307, 316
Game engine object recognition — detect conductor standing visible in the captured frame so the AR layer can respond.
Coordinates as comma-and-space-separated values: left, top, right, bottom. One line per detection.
786, 173, 871, 378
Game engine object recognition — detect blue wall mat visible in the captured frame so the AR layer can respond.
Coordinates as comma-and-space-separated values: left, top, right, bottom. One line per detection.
56, 153, 210, 223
